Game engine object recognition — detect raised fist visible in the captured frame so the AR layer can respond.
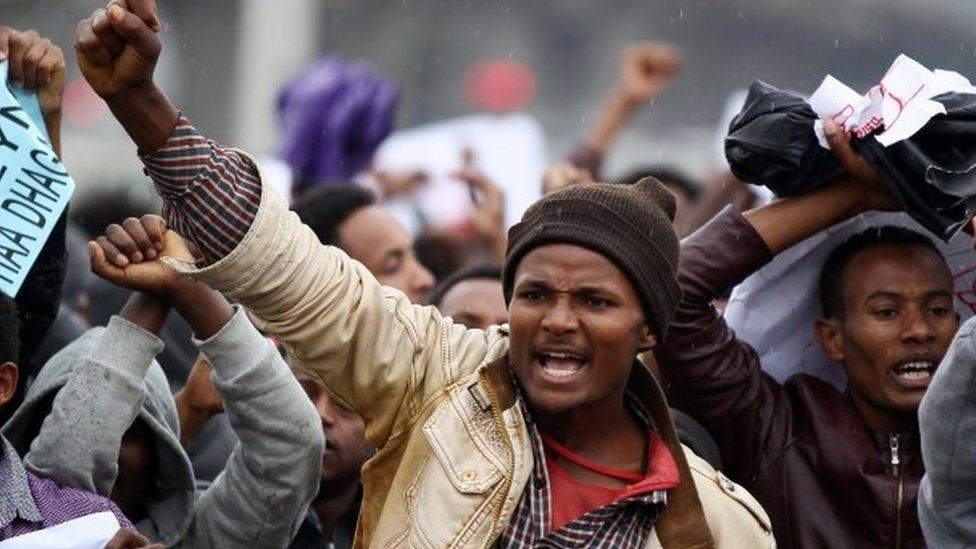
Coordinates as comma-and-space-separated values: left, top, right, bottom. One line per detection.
0, 27, 66, 119
74, 0, 162, 100
89, 214, 195, 297
619, 42, 682, 102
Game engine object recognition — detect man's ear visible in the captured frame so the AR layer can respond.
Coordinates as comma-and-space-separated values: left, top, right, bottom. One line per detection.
0, 362, 18, 408
814, 317, 845, 362
638, 325, 658, 353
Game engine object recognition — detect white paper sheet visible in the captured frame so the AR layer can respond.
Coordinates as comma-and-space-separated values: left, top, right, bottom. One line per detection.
373, 112, 546, 235
808, 54, 976, 148
0, 511, 120, 549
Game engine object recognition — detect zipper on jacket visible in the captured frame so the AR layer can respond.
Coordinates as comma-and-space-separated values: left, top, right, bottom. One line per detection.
889, 434, 903, 549
480, 376, 515, 548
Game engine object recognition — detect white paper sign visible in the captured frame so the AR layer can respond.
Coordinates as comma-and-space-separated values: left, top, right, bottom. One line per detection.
373, 113, 546, 235
0, 511, 120, 549
809, 54, 976, 149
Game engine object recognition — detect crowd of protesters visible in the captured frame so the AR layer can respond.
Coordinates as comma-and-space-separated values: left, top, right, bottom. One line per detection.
2, 1, 976, 548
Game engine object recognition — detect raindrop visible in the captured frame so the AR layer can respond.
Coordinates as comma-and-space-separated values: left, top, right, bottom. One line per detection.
834, 38, 840, 48
678, 8, 684, 19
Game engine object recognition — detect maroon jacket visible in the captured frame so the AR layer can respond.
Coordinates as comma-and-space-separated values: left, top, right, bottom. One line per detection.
656, 207, 925, 549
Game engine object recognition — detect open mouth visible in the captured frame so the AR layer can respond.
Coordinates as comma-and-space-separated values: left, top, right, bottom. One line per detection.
891, 360, 937, 382
536, 350, 588, 379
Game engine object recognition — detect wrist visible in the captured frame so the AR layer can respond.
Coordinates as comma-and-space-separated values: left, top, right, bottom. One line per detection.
105, 83, 180, 154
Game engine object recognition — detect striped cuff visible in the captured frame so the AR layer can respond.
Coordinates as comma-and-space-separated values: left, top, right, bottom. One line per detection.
140, 117, 262, 265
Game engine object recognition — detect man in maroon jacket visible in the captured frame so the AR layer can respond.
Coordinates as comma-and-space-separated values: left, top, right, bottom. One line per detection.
655, 121, 961, 548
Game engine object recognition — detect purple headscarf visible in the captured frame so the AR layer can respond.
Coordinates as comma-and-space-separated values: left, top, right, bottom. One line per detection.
276, 56, 398, 189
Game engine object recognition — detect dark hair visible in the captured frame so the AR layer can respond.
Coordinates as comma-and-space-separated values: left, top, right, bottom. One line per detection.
0, 294, 20, 364
291, 185, 376, 247
427, 264, 503, 306
818, 226, 945, 318
616, 165, 700, 201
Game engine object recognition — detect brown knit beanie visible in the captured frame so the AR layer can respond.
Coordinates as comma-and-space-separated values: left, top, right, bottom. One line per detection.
503, 177, 681, 339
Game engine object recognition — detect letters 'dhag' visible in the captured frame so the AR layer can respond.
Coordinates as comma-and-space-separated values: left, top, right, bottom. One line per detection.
0, 60, 75, 297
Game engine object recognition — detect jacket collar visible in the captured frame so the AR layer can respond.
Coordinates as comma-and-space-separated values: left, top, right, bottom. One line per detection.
480, 354, 716, 549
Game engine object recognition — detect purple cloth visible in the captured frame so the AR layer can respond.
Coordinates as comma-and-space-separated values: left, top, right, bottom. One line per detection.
276, 56, 398, 190
0, 436, 133, 540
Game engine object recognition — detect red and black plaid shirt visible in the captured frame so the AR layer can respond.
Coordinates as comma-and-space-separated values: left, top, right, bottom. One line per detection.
497, 392, 668, 548
142, 121, 674, 548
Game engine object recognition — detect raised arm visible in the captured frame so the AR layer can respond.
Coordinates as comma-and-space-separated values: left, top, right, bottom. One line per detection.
545, 42, 680, 194
14, 215, 175, 495
656, 123, 899, 476
90, 216, 324, 546
75, 3, 497, 448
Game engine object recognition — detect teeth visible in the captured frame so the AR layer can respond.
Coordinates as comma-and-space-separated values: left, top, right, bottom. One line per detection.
896, 369, 931, 381
894, 361, 935, 373
539, 352, 585, 377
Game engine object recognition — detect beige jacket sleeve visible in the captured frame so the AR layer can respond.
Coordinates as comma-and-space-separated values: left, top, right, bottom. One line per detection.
162, 161, 502, 447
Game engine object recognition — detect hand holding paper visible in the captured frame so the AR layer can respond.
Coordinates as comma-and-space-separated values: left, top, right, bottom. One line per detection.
0, 26, 66, 155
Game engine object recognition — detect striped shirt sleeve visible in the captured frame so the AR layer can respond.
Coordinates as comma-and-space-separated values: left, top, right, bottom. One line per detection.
140, 117, 263, 265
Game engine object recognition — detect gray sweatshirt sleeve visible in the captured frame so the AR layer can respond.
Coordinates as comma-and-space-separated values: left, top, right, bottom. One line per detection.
23, 317, 164, 495
177, 307, 324, 549
918, 316, 976, 546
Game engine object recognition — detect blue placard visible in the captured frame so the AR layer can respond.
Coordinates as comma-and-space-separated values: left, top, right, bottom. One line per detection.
0, 61, 75, 297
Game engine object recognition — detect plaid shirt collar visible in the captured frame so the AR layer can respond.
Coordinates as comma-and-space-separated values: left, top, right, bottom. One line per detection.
497, 390, 668, 548
0, 435, 42, 530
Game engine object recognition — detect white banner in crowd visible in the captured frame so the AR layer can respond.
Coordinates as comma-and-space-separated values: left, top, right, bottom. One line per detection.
0, 61, 75, 297
725, 212, 976, 390
374, 112, 546, 235
0, 511, 120, 549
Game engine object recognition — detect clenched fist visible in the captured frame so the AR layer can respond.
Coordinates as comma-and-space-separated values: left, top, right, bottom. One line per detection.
89, 214, 195, 297
75, 0, 162, 100
619, 42, 682, 103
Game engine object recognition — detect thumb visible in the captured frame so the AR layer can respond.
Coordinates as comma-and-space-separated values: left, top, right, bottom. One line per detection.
89, 241, 127, 286
107, 4, 160, 60
824, 119, 880, 186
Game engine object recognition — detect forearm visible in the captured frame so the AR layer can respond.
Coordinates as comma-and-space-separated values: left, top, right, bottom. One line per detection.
168, 277, 234, 340
44, 111, 61, 159
173, 392, 213, 448
104, 84, 180, 155
186, 309, 323, 547
743, 178, 867, 255
23, 317, 164, 494
585, 87, 640, 154
119, 291, 170, 335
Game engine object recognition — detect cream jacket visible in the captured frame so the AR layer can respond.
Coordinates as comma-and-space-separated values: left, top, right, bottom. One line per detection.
165, 174, 774, 548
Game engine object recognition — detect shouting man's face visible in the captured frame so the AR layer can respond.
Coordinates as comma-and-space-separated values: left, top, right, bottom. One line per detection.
816, 244, 959, 430
508, 244, 656, 422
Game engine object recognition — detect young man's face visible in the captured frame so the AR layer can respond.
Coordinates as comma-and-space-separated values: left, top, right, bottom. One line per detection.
437, 278, 508, 330
297, 377, 372, 489
508, 244, 655, 421
817, 244, 958, 428
338, 205, 435, 303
